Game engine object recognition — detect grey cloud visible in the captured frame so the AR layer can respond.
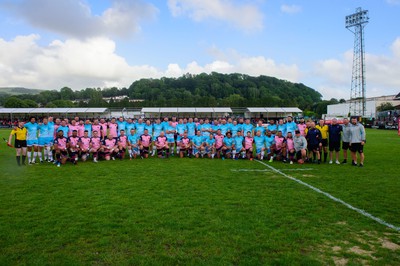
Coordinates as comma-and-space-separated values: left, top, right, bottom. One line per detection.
3, 0, 158, 39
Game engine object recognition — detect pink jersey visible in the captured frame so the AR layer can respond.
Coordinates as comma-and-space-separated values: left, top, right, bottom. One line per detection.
274, 136, 285, 150
80, 137, 91, 150
108, 123, 118, 138
118, 135, 128, 148
103, 138, 117, 151
77, 125, 85, 137
140, 134, 151, 147
171, 122, 178, 127
244, 136, 254, 149
297, 124, 307, 136
54, 124, 60, 138
68, 136, 80, 148
286, 138, 294, 150
54, 136, 67, 150
90, 137, 102, 150
99, 123, 108, 137
92, 124, 102, 135
181, 137, 190, 147
215, 135, 224, 148
156, 136, 167, 146
68, 125, 80, 137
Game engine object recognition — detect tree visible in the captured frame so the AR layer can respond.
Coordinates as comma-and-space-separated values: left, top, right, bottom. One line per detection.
376, 102, 394, 112
23, 99, 38, 108
60, 87, 74, 100
4, 97, 27, 108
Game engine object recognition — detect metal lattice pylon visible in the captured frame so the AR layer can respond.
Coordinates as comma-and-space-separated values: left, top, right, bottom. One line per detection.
346, 7, 369, 117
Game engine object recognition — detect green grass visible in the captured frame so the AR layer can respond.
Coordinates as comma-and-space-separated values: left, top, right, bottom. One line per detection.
0, 129, 399, 265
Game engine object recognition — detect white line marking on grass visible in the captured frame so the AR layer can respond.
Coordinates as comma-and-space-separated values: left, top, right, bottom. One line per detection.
255, 160, 400, 232
231, 168, 314, 172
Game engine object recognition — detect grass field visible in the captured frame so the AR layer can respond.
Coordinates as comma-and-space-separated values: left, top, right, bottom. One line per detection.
0, 128, 399, 265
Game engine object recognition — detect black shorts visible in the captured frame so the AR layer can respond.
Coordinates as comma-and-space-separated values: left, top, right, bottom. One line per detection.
15, 139, 27, 148
329, 141, 340, 152
349, 143, 363, 153
308, 144, 319, 152
342, 142, 349, 150
321, 139, 328, 147
296, 151, 302, 159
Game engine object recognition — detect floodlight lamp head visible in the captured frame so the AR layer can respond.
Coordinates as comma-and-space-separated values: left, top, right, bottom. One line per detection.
345, 8, 369, 28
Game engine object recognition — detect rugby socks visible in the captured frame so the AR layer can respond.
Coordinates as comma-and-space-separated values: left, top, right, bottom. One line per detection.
27, 152, 31, 163
261, 151, 265, 160
33, 152, 38, 162
22, 156, 26, 165
324, 152, 328, 162
16, 156, 21, 166
38, 152, 42, 162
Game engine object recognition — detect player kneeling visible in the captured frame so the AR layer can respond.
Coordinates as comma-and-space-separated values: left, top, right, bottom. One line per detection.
155, 131, 169, 158
244, 131, 254, 160
293, 130, 308, 164
222, 132, 234, 159
232, 131, 245, 160
53, 131, 68, 167
100, 134, 119, 161
90, 131, 102, 163
254, 131, 266, 160
127, 129, 139, 160
79, 130, 91, 162
67, 130, 81, 165
204, 134, 216, 158
179, 132, 192, 158
191, 130, 205, 158
116, 129, 128, 160
139, 129, 152, 159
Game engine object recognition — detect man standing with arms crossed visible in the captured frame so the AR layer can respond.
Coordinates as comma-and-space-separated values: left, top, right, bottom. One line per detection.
349, 117, 366, 167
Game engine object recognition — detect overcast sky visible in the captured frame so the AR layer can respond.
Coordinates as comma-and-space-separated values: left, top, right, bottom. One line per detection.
0, 0, 399, 100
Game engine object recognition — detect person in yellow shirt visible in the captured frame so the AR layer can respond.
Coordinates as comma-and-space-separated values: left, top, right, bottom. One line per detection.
316, 119, 329, 163
8, 121, 27, 166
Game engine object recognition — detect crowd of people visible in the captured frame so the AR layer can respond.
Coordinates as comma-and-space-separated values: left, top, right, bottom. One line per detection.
7, 115, 366, 167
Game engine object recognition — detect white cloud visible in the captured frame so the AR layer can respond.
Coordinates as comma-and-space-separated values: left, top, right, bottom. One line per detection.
312, 38, 400, 99
167, 0, 264, 31
281, 4, 302, 14
0, 35, 300, 90
0, 35, 162, 89
4, 0, 158, 39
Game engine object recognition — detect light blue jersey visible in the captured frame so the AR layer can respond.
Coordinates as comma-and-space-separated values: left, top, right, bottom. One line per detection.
265, 135, 275, 148
242, 124, 254, 136
255, 126, 266, 135
117, 121, 127, 135
144, 124, 153, 135
166, 125, 175, 142
200, 123, 212, 137
286, 121, 297, 135
212, 124, 220, 135
186, 122, 196, 137
153, 123, 163, 137
128, 134, 139, 146
267, 124, 277, 133
176, 124, 187, 135
234, 135, 244, 150
192, 135, 204, 147
135, 123, 146, 136
125, 122, 135, 133
84, 124, 92, 137
24, 122, 38, 140
223, 137, 234, 147
38, 123, 52, 138
219, 124, 230, 136
254, 135, 265, 149
230, 124, 241, 137
278, 124, 287, 137
57, 125, 69, 136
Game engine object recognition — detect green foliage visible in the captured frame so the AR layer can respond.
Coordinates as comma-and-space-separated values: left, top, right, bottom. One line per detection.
4, 97, 28, 108
0, 129, 399, 265
376, 102, 394, 112
1, 73, 323, 112
48, 100, 75, 107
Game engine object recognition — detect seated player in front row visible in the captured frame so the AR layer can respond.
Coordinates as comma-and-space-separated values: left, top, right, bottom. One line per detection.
179, 132, 192, 158
191, 130, 205, 158
155, 131, 170, 158
90, 130, 102, 163
101, 134, 119, 161
221, 132, 234, 159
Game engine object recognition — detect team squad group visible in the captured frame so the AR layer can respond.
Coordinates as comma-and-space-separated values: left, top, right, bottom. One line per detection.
8, 115, 366, 167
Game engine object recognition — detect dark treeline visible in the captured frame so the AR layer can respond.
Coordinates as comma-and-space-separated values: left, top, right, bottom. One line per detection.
0, 72, 345, 116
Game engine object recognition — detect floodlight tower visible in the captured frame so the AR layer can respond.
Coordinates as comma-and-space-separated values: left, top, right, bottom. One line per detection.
345, 7, 369, 117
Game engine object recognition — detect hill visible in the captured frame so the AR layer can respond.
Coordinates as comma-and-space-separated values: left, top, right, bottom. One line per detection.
0, 87, 43, 96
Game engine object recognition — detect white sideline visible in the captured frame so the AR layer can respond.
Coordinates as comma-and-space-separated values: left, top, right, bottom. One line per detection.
255, 160, 400, 232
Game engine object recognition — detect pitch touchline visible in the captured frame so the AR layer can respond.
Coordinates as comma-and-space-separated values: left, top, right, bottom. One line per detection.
255, 160, 400, 232
231, 168, 314, 172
